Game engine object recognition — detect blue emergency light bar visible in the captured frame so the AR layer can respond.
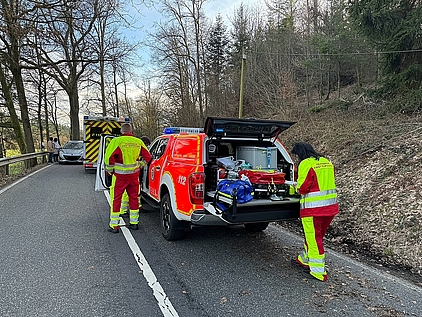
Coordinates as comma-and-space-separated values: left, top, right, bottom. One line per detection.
163, 127, 204, 134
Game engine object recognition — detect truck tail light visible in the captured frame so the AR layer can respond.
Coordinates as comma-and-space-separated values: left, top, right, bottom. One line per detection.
294, 166, 298, 181
189, 172, 205, 204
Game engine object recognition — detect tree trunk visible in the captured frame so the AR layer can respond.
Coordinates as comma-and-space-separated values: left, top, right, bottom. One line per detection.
2, 0, 35, 163
0, 64, 26, 154
100, 57, 107, 116
113, 63, 119, 117
14, 71, 36, 157
69, 87, 81, 140
37, 71, 45, 152
337, 60, 341, 99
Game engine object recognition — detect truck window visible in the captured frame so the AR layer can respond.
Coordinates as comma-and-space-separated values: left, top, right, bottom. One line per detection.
91, 127, 103, 140
150, 138, 168, 160
111, 127, 121, 135
172, 138, 198, 163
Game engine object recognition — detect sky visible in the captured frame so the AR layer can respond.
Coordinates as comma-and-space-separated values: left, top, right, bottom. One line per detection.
125, 0, 264, 63
130, 0, 264, 37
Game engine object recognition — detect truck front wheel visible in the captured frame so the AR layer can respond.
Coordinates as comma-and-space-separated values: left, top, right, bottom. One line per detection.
160, 193, 184, 241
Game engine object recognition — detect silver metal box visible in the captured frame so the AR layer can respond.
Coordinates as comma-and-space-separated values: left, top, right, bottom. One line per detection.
236, 147, 278, 169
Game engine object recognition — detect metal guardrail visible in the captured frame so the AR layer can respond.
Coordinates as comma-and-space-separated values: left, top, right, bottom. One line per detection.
0, 152, 48, 175
0, 152, 48, 167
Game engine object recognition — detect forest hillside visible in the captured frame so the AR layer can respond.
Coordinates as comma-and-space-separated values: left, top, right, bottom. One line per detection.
278, 89, 422, 286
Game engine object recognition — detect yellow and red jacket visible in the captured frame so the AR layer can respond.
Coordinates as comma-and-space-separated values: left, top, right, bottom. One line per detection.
105, 133, 152, 179
296, 156, 339, 218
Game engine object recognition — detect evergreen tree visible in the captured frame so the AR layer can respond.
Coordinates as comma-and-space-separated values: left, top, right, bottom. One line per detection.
204, 14, 231, 116
349, 0, 422, 92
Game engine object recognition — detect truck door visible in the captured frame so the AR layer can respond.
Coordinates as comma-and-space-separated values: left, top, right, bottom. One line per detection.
146, 138, 169, 199
94, 134, 115, 191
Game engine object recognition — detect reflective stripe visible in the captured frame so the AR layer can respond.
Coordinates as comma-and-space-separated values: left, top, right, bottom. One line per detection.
309, 266, 326, 274
308, 256, 325, 264
112, 162, 141, 175
308, 256, 326, 274
129, 209, 139, 225
217, 191, 233, 199
301, 197, 338, 209
298, 253, 308, 265
114, 162, 139, 169
110, 211, 120, 227
105, 164, 114, 172
110, 220, 120, 226
114, 168, 140, 175
304, 189, 337, 198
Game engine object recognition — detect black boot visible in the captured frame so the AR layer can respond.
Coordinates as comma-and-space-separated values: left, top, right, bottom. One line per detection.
127, 224, 139, 230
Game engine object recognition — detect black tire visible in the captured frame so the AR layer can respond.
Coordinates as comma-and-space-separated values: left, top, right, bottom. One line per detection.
244, 222, 269, 232
160, 193, 184, 241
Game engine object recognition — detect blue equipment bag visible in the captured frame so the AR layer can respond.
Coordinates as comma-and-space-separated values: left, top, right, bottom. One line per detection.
215, 179, 254, 204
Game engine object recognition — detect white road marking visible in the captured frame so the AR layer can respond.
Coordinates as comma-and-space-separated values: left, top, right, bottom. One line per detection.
104, 190, 180, 317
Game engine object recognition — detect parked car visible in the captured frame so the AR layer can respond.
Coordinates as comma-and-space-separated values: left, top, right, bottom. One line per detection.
59, 140, 84, 164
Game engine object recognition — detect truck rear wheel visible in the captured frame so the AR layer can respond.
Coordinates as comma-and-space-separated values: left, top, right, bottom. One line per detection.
244, 222, 269, 232
160, 193, 184, 241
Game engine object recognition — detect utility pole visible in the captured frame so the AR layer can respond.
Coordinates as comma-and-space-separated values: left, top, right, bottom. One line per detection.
238, 48, 246, 118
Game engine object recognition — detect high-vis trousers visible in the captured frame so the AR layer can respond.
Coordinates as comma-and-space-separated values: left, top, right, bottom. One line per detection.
120, 191, 129, 215
120, 191, 142, 215
109, 175, 140, 229
297, 215, 334, 281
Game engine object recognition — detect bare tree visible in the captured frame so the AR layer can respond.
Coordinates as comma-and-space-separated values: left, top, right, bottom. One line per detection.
23, 0, 101, 140
88, 0, 140, 117
0, 0, 36, 160
0, 64, 26, 153
131, 81, 166, 139
150, 0, 209, 126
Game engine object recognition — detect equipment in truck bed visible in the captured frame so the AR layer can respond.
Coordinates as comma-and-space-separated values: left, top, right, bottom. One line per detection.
236, 146, 278, 170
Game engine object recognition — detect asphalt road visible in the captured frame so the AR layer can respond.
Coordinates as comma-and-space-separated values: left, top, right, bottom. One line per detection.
0, 164, 420, 317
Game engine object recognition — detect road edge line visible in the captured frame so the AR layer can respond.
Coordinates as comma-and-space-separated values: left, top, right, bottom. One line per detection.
104, 190, 180, 317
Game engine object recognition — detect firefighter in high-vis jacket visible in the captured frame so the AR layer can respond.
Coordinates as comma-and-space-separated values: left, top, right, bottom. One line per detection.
119, 136, 151, 217
291, 142, 339, 282
105, 123, 152, 233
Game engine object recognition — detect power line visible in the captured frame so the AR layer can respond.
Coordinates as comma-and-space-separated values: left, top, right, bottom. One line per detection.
251, 49, 422, 57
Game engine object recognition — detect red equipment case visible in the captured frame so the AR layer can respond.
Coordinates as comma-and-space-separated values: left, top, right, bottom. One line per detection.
238, 170, 285, 184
